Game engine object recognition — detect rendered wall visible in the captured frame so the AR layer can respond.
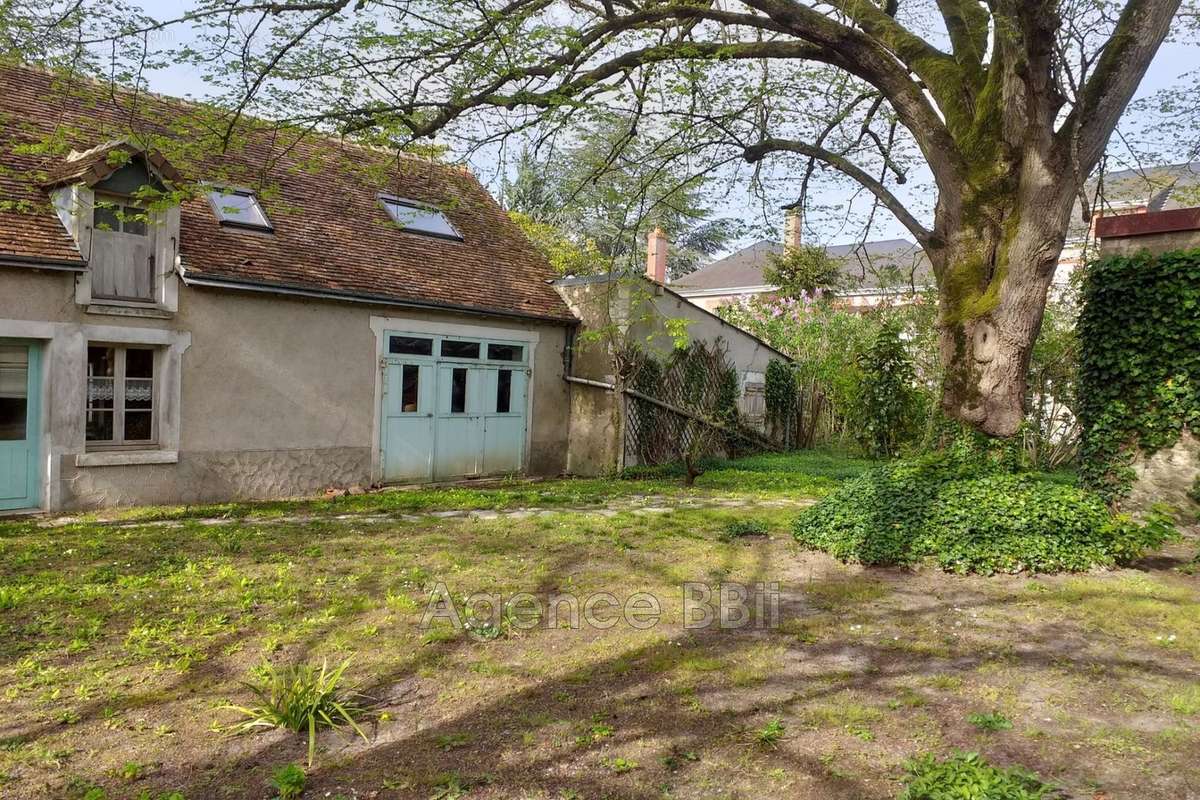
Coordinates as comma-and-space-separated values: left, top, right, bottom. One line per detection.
1, 267, 571, 509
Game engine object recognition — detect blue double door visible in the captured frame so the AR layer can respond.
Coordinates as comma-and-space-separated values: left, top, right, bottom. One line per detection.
381, 333, 529, 482
0, 340, 42, 511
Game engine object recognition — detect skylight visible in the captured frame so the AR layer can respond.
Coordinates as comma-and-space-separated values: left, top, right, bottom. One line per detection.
207, 188, 272, 231
379, 195, 462, 241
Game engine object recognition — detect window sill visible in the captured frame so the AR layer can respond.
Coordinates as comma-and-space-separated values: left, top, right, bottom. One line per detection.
75, 450, 179, 468
86, 303, 173, 320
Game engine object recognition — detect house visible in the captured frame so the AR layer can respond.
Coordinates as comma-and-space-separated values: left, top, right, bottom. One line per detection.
0, 66, 588, 512
553, 228, 791, 474
0, 66, 784, 513
672, 212, 932, 312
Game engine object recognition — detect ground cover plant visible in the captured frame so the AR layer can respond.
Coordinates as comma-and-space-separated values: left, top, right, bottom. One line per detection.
794, 452, 1174, 574
0, 453, 1197, 798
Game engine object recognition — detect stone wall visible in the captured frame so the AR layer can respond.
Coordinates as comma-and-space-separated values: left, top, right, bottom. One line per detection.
1126, 429, 1200, 521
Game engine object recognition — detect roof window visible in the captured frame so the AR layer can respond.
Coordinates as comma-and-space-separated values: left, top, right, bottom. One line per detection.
379, 194, 462, 241
207, 188, 272, 231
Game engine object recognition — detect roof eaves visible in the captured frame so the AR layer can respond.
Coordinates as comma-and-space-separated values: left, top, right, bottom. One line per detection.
182, 270, 578, 326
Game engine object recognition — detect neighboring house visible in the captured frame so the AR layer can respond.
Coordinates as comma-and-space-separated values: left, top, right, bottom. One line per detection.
1055, 161, 1200, 283
672, 214, 932, 312
554, 228, 791, 474
0, 66, 783, 512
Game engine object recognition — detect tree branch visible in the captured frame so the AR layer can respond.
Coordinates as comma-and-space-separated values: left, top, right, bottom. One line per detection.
1060, 0, 1182, 170
743, 136, 935, 247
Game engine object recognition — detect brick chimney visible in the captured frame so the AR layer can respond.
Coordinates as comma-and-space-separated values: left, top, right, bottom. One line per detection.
784, 208, 802, 248
646, 226, 668, 283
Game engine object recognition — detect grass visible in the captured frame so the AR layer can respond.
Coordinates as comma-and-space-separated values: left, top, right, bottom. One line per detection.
0, 451, 1196, 799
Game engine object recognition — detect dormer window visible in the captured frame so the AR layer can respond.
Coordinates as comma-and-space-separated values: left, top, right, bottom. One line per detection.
207, 188, 272, 231
379, 194, 462, 241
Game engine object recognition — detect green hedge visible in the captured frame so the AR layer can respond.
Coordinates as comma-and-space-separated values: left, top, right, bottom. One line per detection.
1078, 248, 1200, 502
794, 454, 1172, 574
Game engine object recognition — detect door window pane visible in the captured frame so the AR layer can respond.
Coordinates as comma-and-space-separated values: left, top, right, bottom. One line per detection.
93, 203, 121, 232
390, 336, 433, 356
496, 369, 512, 414
0, 346, 28, 441
450, 367, 467, 413
401, 364, 419, 412
487, 344, 524, 362
122, 206, 147, 236
441, 340, 480, 359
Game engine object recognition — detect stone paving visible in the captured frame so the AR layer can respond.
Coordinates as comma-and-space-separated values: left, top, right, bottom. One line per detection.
38, 494, 817, 530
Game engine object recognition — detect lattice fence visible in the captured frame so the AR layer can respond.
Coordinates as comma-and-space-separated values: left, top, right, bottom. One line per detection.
622, 339, 777, 468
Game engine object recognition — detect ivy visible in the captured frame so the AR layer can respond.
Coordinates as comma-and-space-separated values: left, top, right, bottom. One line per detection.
1077, 249, 1200, 503
793, 452, 1174, 575
857, 320, 923, 457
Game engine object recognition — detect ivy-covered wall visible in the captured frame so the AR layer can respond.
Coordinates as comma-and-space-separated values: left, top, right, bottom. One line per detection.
1078, 248, 1200, 507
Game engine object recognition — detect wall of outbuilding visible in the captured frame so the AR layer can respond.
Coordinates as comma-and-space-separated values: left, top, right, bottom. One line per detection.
1, 266, 571, 510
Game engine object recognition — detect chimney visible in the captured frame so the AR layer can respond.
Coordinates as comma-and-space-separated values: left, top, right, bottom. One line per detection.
646, 226, 668, 283
784, 208, 803, 249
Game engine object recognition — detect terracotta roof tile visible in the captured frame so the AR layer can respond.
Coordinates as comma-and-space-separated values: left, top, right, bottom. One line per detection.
0, 65, 574, 322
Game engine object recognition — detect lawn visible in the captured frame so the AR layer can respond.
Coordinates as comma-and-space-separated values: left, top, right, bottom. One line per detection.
1, 452, 1198, 799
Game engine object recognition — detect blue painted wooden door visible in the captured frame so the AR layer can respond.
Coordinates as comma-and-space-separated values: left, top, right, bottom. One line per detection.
434, 363, 484, 478
481, 366, 528, 475
381, 358, 436, 482
0, 341, 41, 511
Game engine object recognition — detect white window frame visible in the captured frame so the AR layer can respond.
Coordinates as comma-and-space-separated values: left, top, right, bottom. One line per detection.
205, 186, 274, 232
85, 344, 159, 450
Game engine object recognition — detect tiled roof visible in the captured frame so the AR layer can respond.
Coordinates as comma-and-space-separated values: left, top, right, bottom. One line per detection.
41, 140, 183, 190
0, 65, 574, 322
674, 237, 931, 292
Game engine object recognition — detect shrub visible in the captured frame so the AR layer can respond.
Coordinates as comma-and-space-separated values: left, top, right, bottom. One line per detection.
794, 454, 1172, 574
899, 751, 1059, 800
221, 657, 368, 765
719, 518, 770, 542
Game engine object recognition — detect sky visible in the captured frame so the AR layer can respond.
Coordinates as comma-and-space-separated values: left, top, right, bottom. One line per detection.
125, 2, 1199, 252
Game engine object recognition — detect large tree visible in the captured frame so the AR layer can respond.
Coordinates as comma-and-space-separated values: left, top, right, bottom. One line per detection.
15, 0, 1190, 435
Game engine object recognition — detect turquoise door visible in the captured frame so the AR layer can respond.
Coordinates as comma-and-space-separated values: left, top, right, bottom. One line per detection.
481, 365, 528, 475
434, 363, 484, 478
381, 358, 436, 482
0, 341, 41, 511
380, 332, 530, 483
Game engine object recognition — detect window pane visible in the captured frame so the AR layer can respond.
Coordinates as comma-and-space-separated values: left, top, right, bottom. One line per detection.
87, 410, 113, 442
487, 344, 524, 362
441, 340, 480, 359
450, 367, 467, 414
125, 348, 154, 379
496, 369, 512, 414
122, 206, 147, 236
401, 364, 419, 412
389, 336, 433, 356
125, 377, 153, 411
208, 190, 271, 229
87, 346, 116, 378
381, 198, 462, 240
86, 347, 115, 442
0, 346, 28, 441
93, 203, 120, 232
124, 411, 153, 441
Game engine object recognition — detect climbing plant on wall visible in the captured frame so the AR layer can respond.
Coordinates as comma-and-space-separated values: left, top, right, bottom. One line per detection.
1078, 249, 1200, 503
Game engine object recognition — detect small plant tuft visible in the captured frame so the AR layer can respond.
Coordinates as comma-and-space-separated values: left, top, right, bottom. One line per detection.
900, 751, 1060, 800
968, 711, 1013, 732
753, 718, 786, 747
221, 657, 368, 765
270, 763, 305, 800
